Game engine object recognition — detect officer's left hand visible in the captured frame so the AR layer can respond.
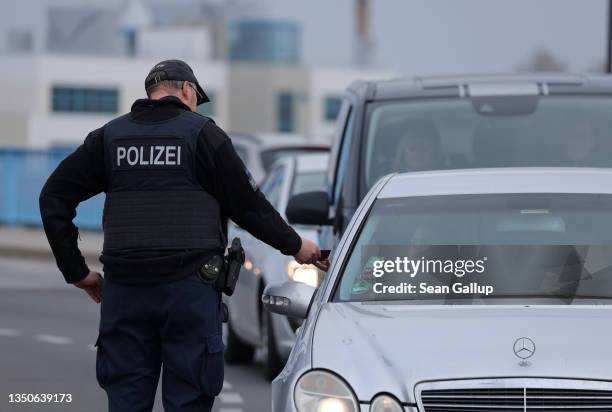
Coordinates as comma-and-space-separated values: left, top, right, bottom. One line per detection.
314, 259, 330, 272
74, 271, 104, 303
295, 238, 321, 265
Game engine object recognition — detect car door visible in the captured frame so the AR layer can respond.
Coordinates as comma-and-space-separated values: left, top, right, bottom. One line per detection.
229, 163, 287, 342
319, 100, 355, 254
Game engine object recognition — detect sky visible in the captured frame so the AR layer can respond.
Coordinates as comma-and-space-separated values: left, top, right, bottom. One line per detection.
259, 0, 609, 75
1, 0, 608, 76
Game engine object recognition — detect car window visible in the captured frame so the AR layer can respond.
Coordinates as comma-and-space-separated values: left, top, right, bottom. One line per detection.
334, 193, 612, 305
291, 171, 327, 197
332, 107, 354, 205
261, 147, 327, 173
259, 166, 285, 209
363, 96, 612, 190
327, 100, 352, 189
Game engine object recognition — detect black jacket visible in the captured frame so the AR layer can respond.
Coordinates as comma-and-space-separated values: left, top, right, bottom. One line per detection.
39, 96, 302, 284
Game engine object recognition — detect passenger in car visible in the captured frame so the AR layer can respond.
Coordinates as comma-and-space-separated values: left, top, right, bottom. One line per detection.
391, 119, 444, 172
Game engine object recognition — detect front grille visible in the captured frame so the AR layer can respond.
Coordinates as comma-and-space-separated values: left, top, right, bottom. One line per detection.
527, 388, 612, 410
421, 388, 525, 410
417, 379, 612, 412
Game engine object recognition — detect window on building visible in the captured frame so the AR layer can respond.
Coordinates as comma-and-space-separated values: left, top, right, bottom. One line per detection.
228, 19, 301, 64
277, 91, 294, 132
324, 96, 342, 121
52, 86, 118, 113
197, 91, 216, 117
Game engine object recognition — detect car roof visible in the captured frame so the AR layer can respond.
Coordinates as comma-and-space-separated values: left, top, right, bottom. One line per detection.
347, 73, 612, 101
378, 168, 612, 199
229, 132, 329, 150
295, 152, 329, 173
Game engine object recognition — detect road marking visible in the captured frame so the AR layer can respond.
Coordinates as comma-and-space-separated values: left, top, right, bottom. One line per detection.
0, 328, 20, 337
218, 379, 243, 412
1, 327, 250, 410
3, 329, 249, 410
219, 392, 243, 404
35, 334, 73, 345
7, 330, 247, 409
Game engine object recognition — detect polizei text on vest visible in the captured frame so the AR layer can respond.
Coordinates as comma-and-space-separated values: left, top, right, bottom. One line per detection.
116, 145, 183, 167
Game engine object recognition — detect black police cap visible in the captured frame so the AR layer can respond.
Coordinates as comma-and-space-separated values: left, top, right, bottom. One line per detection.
145, 59, 209, 105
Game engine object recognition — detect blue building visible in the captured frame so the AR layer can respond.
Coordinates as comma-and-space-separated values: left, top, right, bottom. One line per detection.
228, 19, 302, 64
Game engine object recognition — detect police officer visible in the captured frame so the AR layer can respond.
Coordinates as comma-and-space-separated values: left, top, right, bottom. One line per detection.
39, 59, 326, 412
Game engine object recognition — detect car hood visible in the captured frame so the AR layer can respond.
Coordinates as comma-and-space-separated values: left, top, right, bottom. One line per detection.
312, 303, 612, 403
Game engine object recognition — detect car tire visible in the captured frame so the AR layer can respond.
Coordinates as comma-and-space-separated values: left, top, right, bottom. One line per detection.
261, 308, 284, 381
224, 316, 255, 365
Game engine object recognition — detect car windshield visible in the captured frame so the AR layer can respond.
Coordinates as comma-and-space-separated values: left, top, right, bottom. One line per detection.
334, 193, 612, 305
291, 171, 327, 196
364, 96, 612, 190
261, 147, 326, 173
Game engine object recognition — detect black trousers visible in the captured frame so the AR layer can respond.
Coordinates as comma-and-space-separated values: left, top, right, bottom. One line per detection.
95, 272, 224, 412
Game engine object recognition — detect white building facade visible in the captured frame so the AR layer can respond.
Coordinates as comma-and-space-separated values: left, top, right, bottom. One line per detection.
0, 54, 393, 148
0, 55, 227, 147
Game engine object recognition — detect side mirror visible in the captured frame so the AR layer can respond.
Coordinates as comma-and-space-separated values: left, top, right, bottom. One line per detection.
286, 191, 331, 226
262, 281, 316, 319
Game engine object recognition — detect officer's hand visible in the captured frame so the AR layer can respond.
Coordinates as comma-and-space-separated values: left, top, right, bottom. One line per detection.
314, 259, 331, 272
74, 271, 104, 304
295, 238, 320, 265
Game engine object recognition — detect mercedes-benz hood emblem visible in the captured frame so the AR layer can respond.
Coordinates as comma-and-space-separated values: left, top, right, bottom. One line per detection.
513, 337, 536, 359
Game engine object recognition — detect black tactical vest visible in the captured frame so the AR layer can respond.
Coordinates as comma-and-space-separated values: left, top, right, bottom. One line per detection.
102, 111, 225, 253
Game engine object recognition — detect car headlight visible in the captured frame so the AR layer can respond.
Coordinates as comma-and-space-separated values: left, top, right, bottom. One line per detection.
370, 394, 403, 412
287, 260, 320, 288
294, 370, 359, 412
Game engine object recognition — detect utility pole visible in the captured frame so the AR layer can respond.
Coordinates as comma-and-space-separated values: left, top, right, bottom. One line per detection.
354, 0, 373, 66
607, 0, 612, 73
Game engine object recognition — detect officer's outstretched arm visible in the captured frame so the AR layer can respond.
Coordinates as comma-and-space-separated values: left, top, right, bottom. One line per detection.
203, 135, 304, 257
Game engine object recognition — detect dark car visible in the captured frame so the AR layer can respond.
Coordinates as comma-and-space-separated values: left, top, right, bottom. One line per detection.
286, 73, 612, 249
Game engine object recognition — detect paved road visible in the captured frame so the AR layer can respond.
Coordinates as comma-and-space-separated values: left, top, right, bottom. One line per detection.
0, 257, 271, 412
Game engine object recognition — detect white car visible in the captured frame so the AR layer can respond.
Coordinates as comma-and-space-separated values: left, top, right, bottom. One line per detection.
225, 152, 329, 380
266, 168, 612, 411
229, 132, 329, 183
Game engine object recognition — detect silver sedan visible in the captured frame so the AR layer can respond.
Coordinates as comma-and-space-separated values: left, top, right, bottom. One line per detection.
266, 168, 612, 411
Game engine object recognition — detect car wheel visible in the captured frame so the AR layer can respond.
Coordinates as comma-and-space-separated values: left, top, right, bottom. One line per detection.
261, 308, 284, 381
224, 316, 255, 364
